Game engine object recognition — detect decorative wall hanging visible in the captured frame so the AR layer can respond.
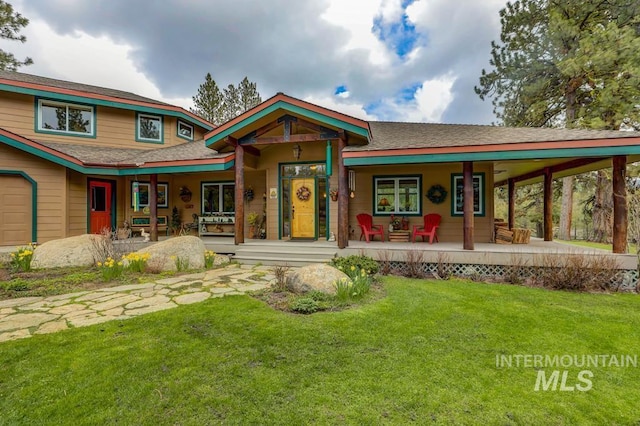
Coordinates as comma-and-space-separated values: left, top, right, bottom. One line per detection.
296, 185, 311, 201
426, 184, 448, 204
179, 186, 192, 202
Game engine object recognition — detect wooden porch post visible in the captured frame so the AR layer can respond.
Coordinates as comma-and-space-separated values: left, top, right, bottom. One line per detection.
612, 155, 628, 254
338, 135, 349, 249
543, 167, 553, 241
150, 173, 158, 242
508, 178, 515, 230
463, 161, 474, 250
235, 144, 245, 245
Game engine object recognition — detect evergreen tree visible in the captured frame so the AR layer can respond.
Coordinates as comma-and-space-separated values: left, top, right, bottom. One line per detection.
0, 0, 33, 71
476, 0, 640, 242
191, 72, 224, 125
191, 74, 262, 126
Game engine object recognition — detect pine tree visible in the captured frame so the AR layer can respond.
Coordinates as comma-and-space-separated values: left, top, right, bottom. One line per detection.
0, 1, 33, 71
191, 73, 224, 125
191, 74, 262, 126
476, 0, 640, 242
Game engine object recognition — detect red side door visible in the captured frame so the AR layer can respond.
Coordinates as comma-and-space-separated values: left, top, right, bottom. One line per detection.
89, 181, 112, 234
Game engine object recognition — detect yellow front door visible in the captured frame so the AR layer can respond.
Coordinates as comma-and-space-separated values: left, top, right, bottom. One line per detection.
291, 178, 316, 239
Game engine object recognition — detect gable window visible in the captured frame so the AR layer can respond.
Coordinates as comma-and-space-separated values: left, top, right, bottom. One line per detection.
136, 113, 163, 143
37, 99, 95, 137
202, 182, 235, 214
451, 173, 485, 216
374, 176, 421, 215
177, 120, 194, 141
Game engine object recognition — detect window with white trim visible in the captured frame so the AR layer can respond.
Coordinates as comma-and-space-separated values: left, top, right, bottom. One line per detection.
374, 176, 420, 215
137, 113, 163, 143
177, 120, 194, 141
37, 99, 94, 136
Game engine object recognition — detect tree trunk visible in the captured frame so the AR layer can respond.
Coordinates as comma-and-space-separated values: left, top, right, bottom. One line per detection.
592, 170, 612, 243
558, 176, 573, 240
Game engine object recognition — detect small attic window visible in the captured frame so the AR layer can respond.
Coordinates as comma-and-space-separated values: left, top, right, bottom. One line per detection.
177, 120, 194, 141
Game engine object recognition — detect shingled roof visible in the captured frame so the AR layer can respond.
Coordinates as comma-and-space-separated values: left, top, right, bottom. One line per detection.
346, 121, 640, 151
39, 140, 228, 166
0, 70, 172, 106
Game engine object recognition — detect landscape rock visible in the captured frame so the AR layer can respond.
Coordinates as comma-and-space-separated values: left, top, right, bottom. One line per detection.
135, 236, 205, 271
213, 254, 231, 266
287, 264, 351, 296
31, 234, 111, 269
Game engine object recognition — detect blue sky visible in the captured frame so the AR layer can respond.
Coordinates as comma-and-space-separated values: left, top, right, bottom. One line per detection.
7, 0, 508, 125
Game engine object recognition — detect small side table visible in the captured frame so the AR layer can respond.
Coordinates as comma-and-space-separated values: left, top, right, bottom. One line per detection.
388, 230, 410, 242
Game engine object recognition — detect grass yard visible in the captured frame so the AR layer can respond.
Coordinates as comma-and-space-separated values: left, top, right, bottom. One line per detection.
557, 239, 638, 253
1, 277, 639, 424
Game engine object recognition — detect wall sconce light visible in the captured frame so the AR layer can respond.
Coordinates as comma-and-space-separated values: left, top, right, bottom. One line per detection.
293, 144, 302, 160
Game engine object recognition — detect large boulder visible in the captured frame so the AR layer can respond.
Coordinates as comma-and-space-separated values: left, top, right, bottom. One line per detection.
31, 234, 112, 269
136, 236, 205, 271
287, 264, 351, 296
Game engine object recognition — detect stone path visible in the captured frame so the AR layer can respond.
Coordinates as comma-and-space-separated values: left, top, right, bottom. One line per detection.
0, 264, 274, 343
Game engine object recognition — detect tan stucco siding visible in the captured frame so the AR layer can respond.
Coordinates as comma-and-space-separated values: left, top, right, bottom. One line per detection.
0, 91, 206, 149
0, 143, 67, 243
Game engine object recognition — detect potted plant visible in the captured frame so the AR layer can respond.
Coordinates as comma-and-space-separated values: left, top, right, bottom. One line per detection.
329, 188, 338, 201
390, 214, 402, 231
247, 211, 260, 238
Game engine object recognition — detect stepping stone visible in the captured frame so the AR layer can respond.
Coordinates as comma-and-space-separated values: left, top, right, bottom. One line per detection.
124, 295, 171, 309
90, 295, 141, 312
223, 291, 245, 296
44, 292, 89, 302
69, 315, 114, 328
88, 293, 121, 303
0, 329, 31, 342
0, 307, 15, 315
174, 292, 210, 305
0, 297, 43, 309
102, 307, 124, 317
125, 303, 176, 316
76, 292, 113, 302
209, 288, 234, 294
0, 312, 59, 333
178, 272, 205, 281
49, 304, 87, 315
99, 283, 156, 292
35, 320, 69, 334
63, 309, 97, 319
155, 277, 187, 285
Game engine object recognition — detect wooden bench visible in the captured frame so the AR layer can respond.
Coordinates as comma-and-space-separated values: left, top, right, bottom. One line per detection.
129, 215, 169, 236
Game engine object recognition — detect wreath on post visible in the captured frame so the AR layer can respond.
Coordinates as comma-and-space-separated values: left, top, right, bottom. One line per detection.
296, 185, 311, 201
426, 184, 448, 204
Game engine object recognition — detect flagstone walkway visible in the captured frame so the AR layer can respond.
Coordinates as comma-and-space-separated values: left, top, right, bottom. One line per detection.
0, 264, 275, 343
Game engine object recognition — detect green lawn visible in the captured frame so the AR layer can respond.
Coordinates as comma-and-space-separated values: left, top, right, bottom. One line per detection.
558, 239, 638, 253
1, 277, 639, 425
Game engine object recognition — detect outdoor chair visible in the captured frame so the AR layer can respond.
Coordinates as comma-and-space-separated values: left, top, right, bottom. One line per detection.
412, 213, 441, 244
356, 213, 385, 243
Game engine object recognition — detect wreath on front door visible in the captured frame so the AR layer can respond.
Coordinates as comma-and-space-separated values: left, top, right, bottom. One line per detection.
296, 185, 311, 201
426, 184, 448, 204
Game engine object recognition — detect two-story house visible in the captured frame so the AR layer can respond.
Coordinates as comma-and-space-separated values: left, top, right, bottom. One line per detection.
2, 70, 640, 255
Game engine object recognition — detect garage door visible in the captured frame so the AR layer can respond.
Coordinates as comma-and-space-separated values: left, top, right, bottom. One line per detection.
0, 175, 32, 246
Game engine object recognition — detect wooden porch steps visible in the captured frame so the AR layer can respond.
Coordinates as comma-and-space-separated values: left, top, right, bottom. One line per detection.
232, 240, 338, 266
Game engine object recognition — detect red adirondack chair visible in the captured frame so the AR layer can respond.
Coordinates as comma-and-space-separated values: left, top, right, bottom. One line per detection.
412, 213, 441, 243
356, 213, 385, 243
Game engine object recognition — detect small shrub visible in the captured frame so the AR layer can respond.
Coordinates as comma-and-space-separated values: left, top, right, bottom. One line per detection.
172, 256, 190, 272
97, 257, 124, 281
331, 255, 379, 276
504, 254, 528, 285
123, 252, 151, 273
271, 263, 290, 292
435, 252, 451, 279
534, 251, 621, 291
404, 250, 424, 278
307, 290, 331, 302
334, 278, 352, 303
204, 250, 216, 269
290, 297, 319, 314
376, 250, 392, 275
9, 244, 35, 272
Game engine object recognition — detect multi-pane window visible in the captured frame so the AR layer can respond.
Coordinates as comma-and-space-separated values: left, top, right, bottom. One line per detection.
202, 182, 235, 214
177, 121, 194, 141
137, 113, 163, 143
38, 99, 94, 136
374, 176, 420, 215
